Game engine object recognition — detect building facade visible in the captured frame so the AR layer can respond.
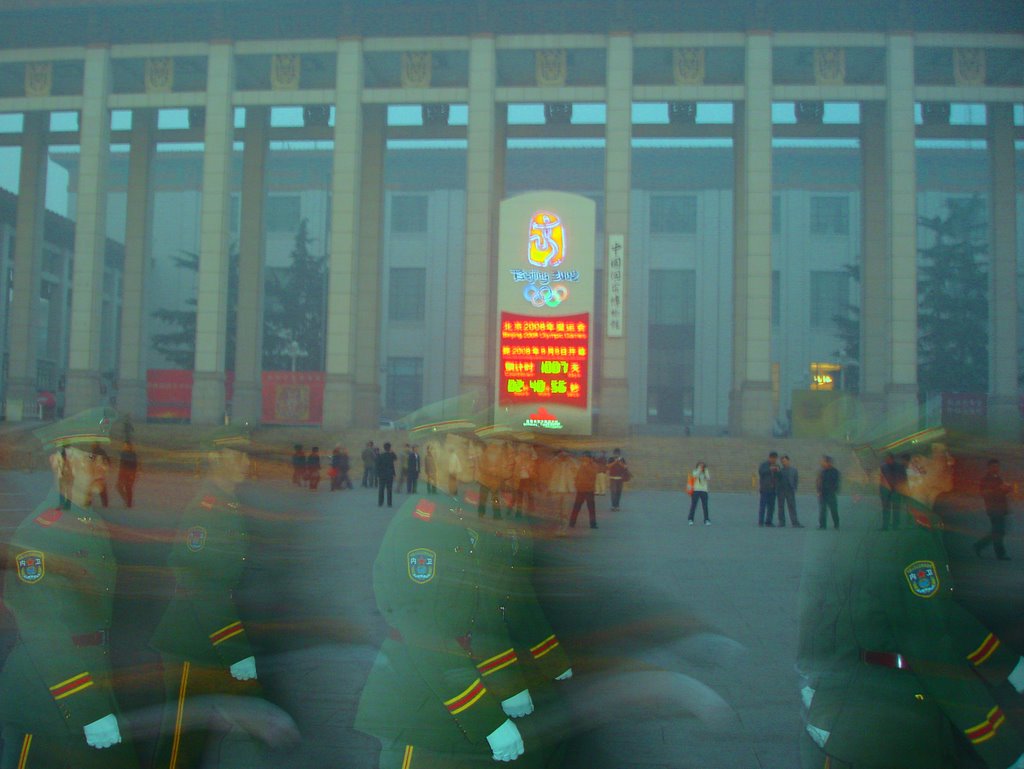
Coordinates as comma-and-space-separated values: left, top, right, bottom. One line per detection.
0, 0, 1020, 436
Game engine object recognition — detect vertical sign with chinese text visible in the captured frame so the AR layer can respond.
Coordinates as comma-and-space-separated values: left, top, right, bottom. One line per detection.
496, 193, 595, 435
606, 234, 625, 338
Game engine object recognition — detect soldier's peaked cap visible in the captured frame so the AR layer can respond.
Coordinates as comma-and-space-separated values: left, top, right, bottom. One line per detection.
34, 407, 117, 451
200, 423, 252, 451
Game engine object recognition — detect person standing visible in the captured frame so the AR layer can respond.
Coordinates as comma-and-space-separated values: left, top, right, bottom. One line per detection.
329, 446, 343, 491
817, 455, 841, 530
607, 448, 629, 512
406, 445, 421, 494
149, 425, 271, 769
447, 443, 463, 496
757, 451, 780, 526
307, 446, 322, 491
291, 444, 306, 487
361, 441, 376, 488
376, 442, 398, 507
974, 458, 1013, 561
116, 440, 139, 508
777, 455, 803, 528
397, 444, 410, 494
879, 453, 905, 531
687, 461, 711, 525
424, 445, 437, 494
568, 453, 599, 530
0, 408, 139, 769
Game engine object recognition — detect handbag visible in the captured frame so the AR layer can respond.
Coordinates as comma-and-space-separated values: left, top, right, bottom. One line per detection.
620, 465, 632, 483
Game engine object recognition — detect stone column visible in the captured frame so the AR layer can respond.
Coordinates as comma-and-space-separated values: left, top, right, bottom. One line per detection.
231, 106, 268, 423
858, 101, 889, 426
883, 34, 919, 419
601, 32, 632, 436
323, 38, 367, 428
729, 33, 774, 435
115, 109, 156, 420
190, 42, 234, 424
460, 34, 498, 402
350, 104, 385, 428
4, 113, 48, 421
987, 103, 1020, 439
64, 46, 113, 415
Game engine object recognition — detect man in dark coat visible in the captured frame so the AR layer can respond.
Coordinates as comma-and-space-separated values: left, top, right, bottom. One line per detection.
757, 451, 780, 526
406, 445, 421, 494
376, 442, 398, 508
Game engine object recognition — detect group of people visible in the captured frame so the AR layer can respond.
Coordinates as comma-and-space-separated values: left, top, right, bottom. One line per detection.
0, 409, 295, 769
291, 444, 355, 492
756, 452, 840, 529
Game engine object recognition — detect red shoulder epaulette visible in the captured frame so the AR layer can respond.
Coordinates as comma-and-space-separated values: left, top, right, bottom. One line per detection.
413, 499, 436, 521
34, 508, 64, 527
200, 495, 217, 510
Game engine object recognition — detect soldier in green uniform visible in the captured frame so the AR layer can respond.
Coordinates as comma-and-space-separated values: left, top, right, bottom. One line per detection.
149, 425, 266, 769
798, 427, 1024, 769
0, 407, 140, 769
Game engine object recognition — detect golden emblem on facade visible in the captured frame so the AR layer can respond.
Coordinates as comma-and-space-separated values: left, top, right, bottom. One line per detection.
672, 48, 705, 86
535, 50, 567, 88
528, 211, 565, 268
953, 48, 985, 86
401, 52, 432, 89
814, 48, 845, 86
271, 54, 301, 90
24, 62, 53, 98
145, 57, 174, 93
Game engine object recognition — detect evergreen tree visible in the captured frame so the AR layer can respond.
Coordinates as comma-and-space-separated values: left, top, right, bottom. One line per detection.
262, 218, 327, 371
831, 262, 860, 392
150, 247, 239, 370
916, 196, 989, 395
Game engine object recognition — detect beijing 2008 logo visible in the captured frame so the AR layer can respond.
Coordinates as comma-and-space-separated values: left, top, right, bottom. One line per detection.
524, 211, 568, 307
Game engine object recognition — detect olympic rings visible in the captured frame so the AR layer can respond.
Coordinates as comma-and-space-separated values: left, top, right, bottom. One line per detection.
523, 282, 569, 308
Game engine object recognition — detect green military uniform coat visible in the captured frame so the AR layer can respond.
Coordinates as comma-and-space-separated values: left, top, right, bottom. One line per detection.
800, 502, 1024, 768
355, 495, 526, 755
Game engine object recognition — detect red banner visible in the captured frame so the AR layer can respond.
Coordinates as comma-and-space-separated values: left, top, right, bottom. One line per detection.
146, 370, 236, 420
261, 371, 325, 424
498, 311, 589, 407
146, 369, 194, 420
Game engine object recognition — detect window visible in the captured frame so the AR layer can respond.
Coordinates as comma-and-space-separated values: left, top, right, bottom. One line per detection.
389, 268, 426, 322
810, 196, 849, 236
392, 195, 428, 234
266, 195, 300, 233
386, 357, 423, 413
810, 271, 850, 327
650, 195, 697, 234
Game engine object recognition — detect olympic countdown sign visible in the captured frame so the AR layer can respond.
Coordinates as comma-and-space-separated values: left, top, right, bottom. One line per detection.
495, 192, 595, 434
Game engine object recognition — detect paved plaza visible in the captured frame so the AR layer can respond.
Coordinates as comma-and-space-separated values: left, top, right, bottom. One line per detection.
1, 468, 1021, 769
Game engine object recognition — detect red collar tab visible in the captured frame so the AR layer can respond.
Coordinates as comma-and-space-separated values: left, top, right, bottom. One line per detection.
34, 508, 64, 527
413, 499, 436, 521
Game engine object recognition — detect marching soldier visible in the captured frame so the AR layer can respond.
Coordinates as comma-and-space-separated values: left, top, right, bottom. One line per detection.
356, 462, 540, 767
798, 428, 1024, 769
0, 408, 139, 769
149, 425, 264, 769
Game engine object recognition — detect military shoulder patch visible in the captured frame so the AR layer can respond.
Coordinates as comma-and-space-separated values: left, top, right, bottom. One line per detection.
904, 560, 940, 598
413, 499, 436, 522
16, 551, 45, 583
34, 508, 63, 527
408, 548, 436, 584
186, 526, 208, 552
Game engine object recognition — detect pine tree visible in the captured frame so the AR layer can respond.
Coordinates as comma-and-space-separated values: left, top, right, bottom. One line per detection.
916, 196, 989, 395
150, 247, 239, 370
262, 219, 327, 371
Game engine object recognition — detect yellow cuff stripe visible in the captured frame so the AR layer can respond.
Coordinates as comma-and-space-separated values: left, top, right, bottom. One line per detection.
17, 734, 31, 769
530, 634, 560, 659
965, 706, 1006, 744
967, 633, 1000, 666
49, 672, 94, 700
401, 745, 414, 769
444, 678, 487, 714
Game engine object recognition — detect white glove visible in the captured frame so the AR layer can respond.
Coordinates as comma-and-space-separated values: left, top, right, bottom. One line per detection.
501, 689, 534, 718
83, 713, 122, 749
230, 656, 258, 681
800, 685, 815, 710
486, 718, 524, 762
1009, 753, 1024, 769
1008, 657, 1024, 694
555, 668, 572, 681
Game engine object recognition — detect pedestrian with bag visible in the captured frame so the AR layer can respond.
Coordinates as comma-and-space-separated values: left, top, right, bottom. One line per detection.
607, 448, 630, 512
687, 461, 711, 526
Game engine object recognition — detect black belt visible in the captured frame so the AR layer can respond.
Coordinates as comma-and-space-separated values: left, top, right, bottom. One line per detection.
72, 630, 108, 647
860, 650, 910, 670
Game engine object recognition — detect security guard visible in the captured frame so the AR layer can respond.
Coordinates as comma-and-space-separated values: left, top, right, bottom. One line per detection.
149, 425, 261, 769
355, 487, 541, 768
798, 428, 1024, 769
0, 408, 139, 769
